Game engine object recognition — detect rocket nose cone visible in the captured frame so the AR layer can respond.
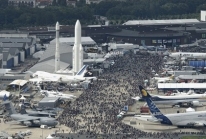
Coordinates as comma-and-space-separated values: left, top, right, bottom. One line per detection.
56, 21, 60, 30
75, 20, 81, 28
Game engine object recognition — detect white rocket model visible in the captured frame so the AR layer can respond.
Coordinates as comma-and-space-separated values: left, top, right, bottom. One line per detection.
73, 20, 83, 74
55, 21, 60, 72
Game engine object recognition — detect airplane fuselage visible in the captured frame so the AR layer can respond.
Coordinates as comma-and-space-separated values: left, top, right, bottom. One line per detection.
11, 114, 58, 127
149, 94, 206, 104
165, 111, 206, 126
170, 52, 206, 59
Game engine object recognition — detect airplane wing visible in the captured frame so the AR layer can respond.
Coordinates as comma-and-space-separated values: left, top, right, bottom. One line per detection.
176, 120, 206, 127
134, 115, 161, 123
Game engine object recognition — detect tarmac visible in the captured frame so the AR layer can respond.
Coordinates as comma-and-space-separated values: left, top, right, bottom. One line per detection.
0, 90, 84, 138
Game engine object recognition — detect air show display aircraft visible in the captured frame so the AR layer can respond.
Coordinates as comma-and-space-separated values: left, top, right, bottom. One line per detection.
29, 65, 97, 84
2, 101, 58, 127
136, 86, 206, 127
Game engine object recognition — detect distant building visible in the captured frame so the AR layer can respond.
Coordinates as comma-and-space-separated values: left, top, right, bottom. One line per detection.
0, 37, 37, 68
86, 0, 102, 4
86, 0, 125, 4
8, 0, 36, 7
36, 0, 53, 8
66, 0, 76, 7
201, 10, 206, 21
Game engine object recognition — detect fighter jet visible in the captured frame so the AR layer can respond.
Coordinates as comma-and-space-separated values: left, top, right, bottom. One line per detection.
2, 101, 58, 127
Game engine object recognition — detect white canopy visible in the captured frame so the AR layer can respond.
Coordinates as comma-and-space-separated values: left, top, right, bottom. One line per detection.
0, 90, 10, 98
46, 134, 54, 139
20, 95, 26, 100
10, 80, 28, 86
186, 107, 195, 113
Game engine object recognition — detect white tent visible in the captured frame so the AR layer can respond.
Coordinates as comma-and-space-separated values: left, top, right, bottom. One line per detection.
20, 95, 26, 100
186, 107, 195, 113
46, 134, 54, 139
0, 90, 10, 98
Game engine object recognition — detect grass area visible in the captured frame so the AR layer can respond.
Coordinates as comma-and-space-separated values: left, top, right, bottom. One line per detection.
181, 136, 206, 139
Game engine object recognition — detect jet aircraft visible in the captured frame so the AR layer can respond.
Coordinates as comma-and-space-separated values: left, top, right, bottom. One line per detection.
37, 86, 76, 99
30, 65, 97, 84
132, 88, 206, 107
19, 102, 56, 118
2, 101, 58, 127
136, 85, 206, 127
169, 52, 206, 60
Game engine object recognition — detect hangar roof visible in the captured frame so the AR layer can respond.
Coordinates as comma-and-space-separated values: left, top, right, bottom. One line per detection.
29, 59, 70, 73
50, 37, 96, 45
0, 37, 34, 46
123, 19, 200, 25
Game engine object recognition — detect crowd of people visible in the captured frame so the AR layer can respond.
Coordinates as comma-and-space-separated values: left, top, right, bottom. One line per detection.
57, 51, 206, 139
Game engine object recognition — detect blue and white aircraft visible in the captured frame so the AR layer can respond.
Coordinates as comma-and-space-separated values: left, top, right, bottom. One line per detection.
136, 85, 206, 127
132, 89, 206, 107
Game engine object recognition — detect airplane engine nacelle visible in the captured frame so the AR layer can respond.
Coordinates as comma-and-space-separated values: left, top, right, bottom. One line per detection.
33, 120, 40, 124
24, 121, 32, 126
192, 101, 203, 106
195, 123, 204, 127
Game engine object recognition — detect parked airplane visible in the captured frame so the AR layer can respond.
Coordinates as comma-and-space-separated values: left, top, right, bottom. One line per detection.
37, 86, 76, 99
169, 52, 206, 59
2, 101, 58, 127
19, 102, 56, 118
132, 88, 206, 107
136, 85, 206, 127
30, 65, 97, 84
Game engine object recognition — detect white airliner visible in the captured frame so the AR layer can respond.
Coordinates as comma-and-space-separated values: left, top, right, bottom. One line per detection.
37, 86, 76, 99
169, 52, 206, 59
136, 86, 206, 127
132, 89, 206, 107
29, 65, 97, 84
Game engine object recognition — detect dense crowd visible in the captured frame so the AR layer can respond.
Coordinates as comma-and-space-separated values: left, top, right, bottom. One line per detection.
57, 51, 205, 139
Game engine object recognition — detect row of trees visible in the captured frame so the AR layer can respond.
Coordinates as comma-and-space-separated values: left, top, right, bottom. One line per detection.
93, 0, 205, 20
0, 0, 205, 29
0, 6, 94, 29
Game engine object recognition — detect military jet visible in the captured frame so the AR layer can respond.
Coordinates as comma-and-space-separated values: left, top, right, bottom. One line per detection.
2, 101, 58, 127
19, 103, 56, 118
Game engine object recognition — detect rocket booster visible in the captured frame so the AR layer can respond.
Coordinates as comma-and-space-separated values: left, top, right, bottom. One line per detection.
75, 20, 81, 46
55, 21, 60, 72
73, 20, 83, 73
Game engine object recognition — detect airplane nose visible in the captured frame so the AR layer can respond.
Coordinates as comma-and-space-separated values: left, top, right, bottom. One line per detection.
55, 121, 59, 125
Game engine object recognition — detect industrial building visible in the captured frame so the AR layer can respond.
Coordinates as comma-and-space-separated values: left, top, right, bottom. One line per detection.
0, 37, 37, 68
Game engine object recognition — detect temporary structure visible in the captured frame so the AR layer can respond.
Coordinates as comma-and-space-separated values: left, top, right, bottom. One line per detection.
46, 134, 54, 139
20, 95, 26, 100
186, 107, 195, 113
